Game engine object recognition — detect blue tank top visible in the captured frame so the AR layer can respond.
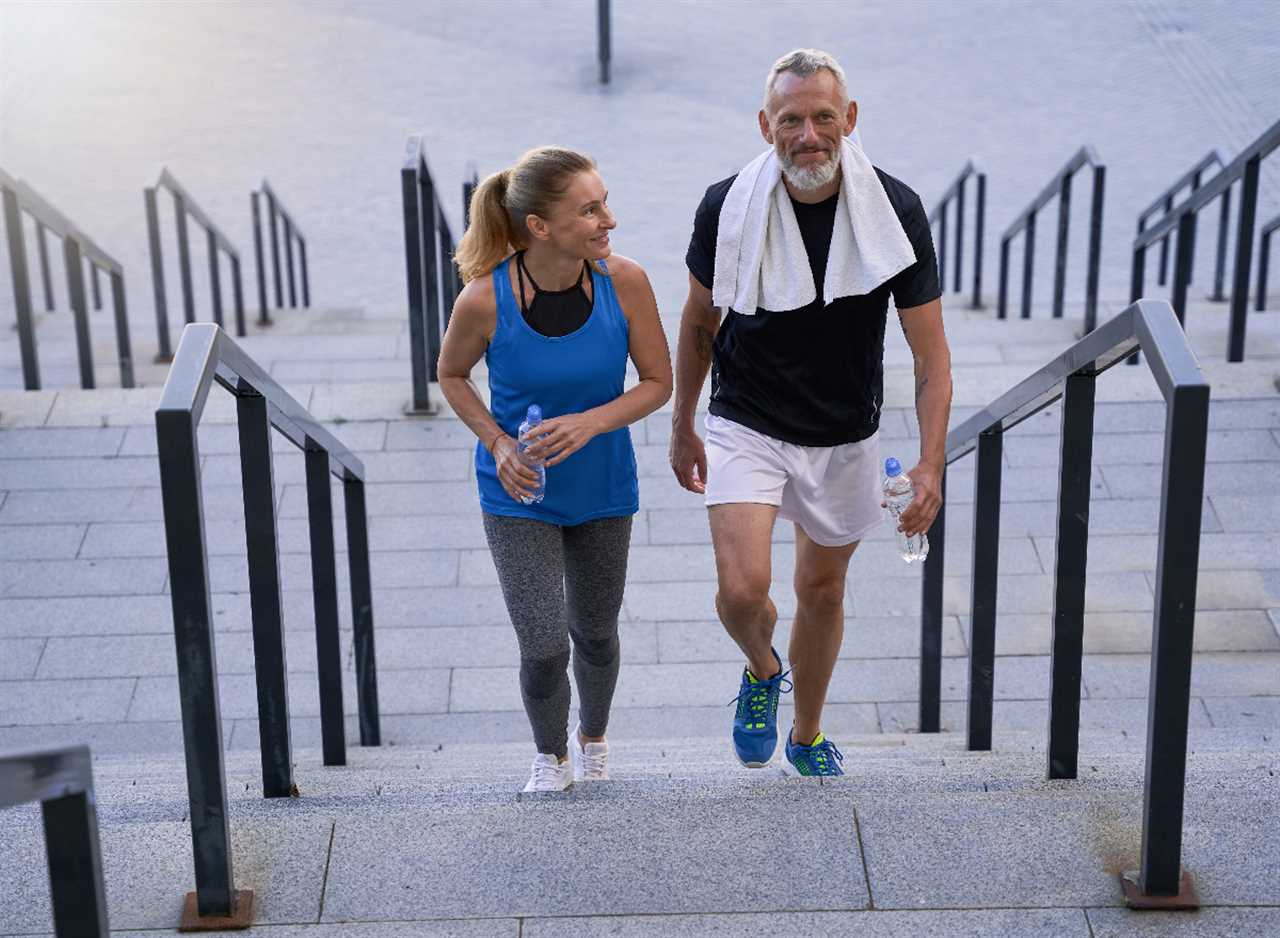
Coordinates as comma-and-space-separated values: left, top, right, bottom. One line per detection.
475, 256, 639, 525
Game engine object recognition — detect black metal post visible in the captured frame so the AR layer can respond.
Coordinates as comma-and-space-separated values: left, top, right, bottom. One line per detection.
237, 392, 294, 798
955, 178, 966, 295
344, 478, 381, 746
207, 229, 224, 330
437, 214, 455, 333
967, 430, 1002, 751
284, 217, 297, 308
1157, 195, 1173, 286
305, 446, 346, 767
231, 254, 246, 338
42, 787, 109, 937
997, 237, 1009, 319
597, 0, 611, 84
1170, 213, 1196, 326
36, 222, 54, 311
463, 168, 478, 230
299, 239, 310, 307
1128, 247, 1146, 366
155, 404, 236, 917
62, 238, 95, 389
109, 271, 135, 389
1053, 173, 1072, 319
401, 157, 431, 412
918, 468, 946, 733
252, 192, 270, 325
1046, 371, 1095, 780
1258, 228, 1272, 311
174, 193, 195, 325
938, 201, 947, 293
1085, 166, 1106, 334
145, 187, 173, 362
91, 263, 102, 310
1021, 212, 1036, 319
4, 187, 40, 390
1211, 186, 1231, 302
1227, 156, 1260, 362
972, 173, 986, 309
1138, 379, 1209, 897
420, 165, 442, 383
268, 192, 283, 310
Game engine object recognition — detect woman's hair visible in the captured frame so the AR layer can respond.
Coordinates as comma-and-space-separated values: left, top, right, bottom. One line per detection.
455, 146, 598, 283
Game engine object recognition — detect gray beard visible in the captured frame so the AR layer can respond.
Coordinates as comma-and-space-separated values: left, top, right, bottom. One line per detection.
781, 151, 840, 191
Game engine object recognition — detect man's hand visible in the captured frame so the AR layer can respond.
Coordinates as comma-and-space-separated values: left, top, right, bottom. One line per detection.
669, 424, 708, 494
896, 462, 943, 537
520, 412, 601, 468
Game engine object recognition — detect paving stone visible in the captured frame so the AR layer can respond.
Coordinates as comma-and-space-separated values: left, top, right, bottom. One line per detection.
0, 486, 148, 523
320, 784, 867, 920
0, 594, 199, 639
0, 522, 85, 559
876, 696, 1213, 735
308, 381, 416, 421
1083, 652, 1280, 699
0, 425, 126, 458
0, 390, 57, 428
0, 637, 44, 679
1087, 907, 1280, 938
202, 548, 459, 594
1003, 429, 1280, 467
974, 609, 1280, 656
0, 557, 168, 597
0, 676, 135, 725
117, 419, 387, 457
385, 418, 487, 451
1102, 461, 1280, 499
524, 909, 1089, 937
0, 455, 160, 490
1034, 532, 1280, 573
0, 718, 232, 756
204, 447, 471, 487
1207, 494, 1280, 533
1172, 569, 1280, 610
1200, 695, 1280, 731
624, 579, 798, 621
654, 616, 968, 663
373, 622, 658, 670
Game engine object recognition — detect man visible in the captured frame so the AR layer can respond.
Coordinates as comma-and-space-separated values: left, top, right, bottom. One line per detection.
669, 49, 952, 776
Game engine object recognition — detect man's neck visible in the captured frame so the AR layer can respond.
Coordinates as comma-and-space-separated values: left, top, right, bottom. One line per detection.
783, 174, 841, 205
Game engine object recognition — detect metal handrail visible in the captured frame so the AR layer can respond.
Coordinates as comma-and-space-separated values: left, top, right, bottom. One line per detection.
917, 298, 1208, 907
1132, 117, 1280, 361
1255, 211, 1279, 311
1137, 151, 1228, 299
155, 322, 380, 926
401, 134, 463, 413
145, 167, 246, 363
251, 179, 310, 326
0, 745, 109, 936
998, 146, 1106, 330
1, 168, 135, 390
929, 160, 986, 309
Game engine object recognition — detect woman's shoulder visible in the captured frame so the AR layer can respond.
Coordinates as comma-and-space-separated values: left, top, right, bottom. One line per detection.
601, 252, 650, 287
452, 267, 502, 331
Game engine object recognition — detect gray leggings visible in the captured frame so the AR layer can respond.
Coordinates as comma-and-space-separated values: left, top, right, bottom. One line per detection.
482, 512, 632, 758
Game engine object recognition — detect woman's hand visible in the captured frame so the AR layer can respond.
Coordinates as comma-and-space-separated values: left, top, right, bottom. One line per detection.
492, 435, 542, 502
520, 412, 602, 467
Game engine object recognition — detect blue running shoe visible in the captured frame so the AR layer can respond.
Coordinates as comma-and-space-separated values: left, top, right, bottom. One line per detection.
729, 649, 791, 768
784, 731, 845, 777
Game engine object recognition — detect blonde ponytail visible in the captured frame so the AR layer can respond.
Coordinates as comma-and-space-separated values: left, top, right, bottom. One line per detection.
454, 146, 598, 284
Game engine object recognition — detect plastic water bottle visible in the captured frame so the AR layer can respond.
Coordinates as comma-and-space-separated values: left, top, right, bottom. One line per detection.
516, 404, 546, 505
883, 457, 929, 563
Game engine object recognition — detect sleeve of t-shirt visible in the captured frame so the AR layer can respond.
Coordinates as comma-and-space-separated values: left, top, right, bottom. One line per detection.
888, 193, 941, 309
685, 189, 719, 290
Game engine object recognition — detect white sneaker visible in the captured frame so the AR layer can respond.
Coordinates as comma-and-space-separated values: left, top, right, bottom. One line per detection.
570, 725, 610, 781
523, 753, 572, 793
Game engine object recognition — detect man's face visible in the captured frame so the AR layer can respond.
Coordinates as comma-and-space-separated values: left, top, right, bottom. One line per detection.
759, 70, 857, 191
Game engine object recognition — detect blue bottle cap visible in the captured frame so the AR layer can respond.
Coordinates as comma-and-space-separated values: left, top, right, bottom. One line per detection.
526, 404, 542, 423
884, 457, 902, 477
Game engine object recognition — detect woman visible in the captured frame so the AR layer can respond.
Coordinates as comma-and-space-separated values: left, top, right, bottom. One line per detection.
439, 146, 672, 792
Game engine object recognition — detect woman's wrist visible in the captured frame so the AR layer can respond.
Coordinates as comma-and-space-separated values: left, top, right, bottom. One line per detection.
485, 429, 507, 455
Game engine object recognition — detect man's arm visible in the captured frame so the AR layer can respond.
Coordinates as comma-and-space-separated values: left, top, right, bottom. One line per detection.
669, 273, 723, 493
896, 297, 952, 536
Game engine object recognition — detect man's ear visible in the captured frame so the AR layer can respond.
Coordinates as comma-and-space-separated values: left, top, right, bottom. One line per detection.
758, 108, 774, 145
844, 100, 858, 137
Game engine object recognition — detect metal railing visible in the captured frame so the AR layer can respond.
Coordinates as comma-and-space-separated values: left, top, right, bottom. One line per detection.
155, 322, 380, 925
401, 135, 462, 413
597, 0, 612, 84
0, 745, 109, 936
462, 163, 479, 231
145, 169, 246, 363
917, 298, 1207, 907
2, 167, 135, 390
1256, 211, 1279, 310
929, 160, 986, 309
251, 180, 310, 326
1137, 151, 1228, 300
998, 146, 1106, 331
1132, 117, 1280, 362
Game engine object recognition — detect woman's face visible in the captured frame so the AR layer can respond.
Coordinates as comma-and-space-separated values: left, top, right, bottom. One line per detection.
530, 170, 616, 260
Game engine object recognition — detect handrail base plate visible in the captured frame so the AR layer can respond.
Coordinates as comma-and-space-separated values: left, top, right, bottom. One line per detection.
403, 401, 441, 417
1120, 870, 1199, 911
179, 889, 254, 931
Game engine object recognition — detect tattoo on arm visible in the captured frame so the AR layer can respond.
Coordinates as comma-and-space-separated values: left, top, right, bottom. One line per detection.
695, 326, 714, 363
915, 374, 929, 403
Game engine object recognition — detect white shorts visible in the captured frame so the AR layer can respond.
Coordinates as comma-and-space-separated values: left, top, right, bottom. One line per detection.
703, 413, 883, 548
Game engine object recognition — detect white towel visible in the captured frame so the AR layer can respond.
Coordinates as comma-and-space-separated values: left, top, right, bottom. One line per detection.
712, 136, 917, 314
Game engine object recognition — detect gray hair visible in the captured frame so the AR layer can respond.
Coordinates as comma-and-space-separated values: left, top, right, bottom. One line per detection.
762, 48, 850, 113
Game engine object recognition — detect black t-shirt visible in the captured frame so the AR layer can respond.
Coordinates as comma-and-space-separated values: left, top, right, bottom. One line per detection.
685, 167, 940, 446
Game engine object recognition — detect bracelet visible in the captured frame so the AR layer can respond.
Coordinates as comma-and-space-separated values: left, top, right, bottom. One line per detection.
486, 429, 506, 455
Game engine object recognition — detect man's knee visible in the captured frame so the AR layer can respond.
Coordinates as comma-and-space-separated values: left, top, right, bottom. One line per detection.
795, 574, 847, 617
716, 574, 773, 622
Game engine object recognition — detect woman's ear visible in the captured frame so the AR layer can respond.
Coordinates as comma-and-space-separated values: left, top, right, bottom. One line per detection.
525, 214, 551, 242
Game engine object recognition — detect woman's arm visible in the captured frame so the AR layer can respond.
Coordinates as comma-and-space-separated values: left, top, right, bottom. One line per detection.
524, 254, 673, 466
437, 278, 541, 501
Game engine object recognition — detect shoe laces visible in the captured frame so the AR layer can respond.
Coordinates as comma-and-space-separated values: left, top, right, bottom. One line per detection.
529, 756, 564, 788
801, 738, 844, 775
578, 744, 608, 779
729, 668, 793, 722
